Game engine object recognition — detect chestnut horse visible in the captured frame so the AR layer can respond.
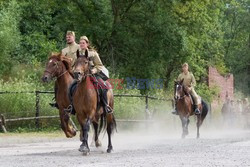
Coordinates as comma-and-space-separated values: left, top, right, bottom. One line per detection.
174, 79, 208, 139
73, 50, 116, 155
42, 53, 76, 138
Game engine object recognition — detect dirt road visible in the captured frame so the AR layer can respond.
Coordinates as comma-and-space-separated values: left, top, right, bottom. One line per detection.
0, 128, 250, 167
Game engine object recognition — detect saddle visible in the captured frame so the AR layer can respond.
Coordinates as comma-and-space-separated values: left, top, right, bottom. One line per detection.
65, 75, 110, 115
186, 93, 202, 112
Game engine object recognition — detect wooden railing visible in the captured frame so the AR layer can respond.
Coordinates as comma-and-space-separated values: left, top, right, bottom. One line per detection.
0, 91, 172, 133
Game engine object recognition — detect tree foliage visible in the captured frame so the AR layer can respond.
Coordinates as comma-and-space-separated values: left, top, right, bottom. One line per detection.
0, 0, 249, 98
0, 0, 20, 76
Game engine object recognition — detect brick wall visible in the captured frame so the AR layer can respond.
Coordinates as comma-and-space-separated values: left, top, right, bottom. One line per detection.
208, 67, 234, 110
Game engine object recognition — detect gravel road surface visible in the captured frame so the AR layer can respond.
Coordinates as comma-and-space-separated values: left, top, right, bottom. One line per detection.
0, 127, 250, 167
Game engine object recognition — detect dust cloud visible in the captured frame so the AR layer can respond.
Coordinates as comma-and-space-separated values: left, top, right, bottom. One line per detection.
114, 100, 250, 142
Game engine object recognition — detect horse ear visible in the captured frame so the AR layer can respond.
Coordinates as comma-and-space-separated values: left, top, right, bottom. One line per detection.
76, 49, 80, 58
85, 49, 88, 58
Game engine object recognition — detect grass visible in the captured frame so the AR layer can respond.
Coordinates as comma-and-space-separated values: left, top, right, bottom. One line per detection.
0, 72, 174, 132
0, 130, 63, 137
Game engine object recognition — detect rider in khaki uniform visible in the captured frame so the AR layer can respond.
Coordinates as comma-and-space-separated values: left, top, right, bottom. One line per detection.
61, 31, 80, 66
172, 63, 201, 115
50, 31, 80, 108
79, 36, 104, 75
79, 36, 111, 113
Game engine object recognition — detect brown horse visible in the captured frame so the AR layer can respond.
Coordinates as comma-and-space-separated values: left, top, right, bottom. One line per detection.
42, 53, 76, 138
174, 79, 208, 139
73, 50, 116, 155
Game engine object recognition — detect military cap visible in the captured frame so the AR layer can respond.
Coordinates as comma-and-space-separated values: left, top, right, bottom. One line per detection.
80, 36, 89, 43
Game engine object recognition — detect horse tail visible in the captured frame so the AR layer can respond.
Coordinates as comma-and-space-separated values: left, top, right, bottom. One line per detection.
201, 100, 208, 124
111, 113, 117, 134
98, 112, 106, 135
98, 112, 117, 135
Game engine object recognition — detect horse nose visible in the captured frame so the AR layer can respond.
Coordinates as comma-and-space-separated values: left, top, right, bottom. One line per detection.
42, 76, 48, 82
74, 72, 81, 79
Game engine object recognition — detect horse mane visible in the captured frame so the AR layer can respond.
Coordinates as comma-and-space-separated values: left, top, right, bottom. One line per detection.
49, 52, 74, 78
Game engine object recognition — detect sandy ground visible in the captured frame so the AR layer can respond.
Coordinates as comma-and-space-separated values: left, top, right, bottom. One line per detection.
0, 124, 250, 167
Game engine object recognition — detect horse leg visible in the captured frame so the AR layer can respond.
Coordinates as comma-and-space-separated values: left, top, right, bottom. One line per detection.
186, 118, 190, 136
196, 115, 202, 139
196, 101, 208, 139
107, 113, 116, 153
79, 118, 90, 155
92, 121, 102, 147
181, 117, 188, 139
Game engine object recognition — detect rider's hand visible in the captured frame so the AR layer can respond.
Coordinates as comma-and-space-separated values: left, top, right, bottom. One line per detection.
91, 68, 98, 74
185, 86, 192, 93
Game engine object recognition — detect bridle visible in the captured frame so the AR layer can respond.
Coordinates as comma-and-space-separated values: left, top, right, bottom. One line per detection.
175, 83, 186, 100
75, 56, 93, 82
44, 60, 68, 79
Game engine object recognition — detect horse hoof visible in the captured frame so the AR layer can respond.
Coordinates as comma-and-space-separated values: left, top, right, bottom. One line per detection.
107, 146, 113, 153
90, 141, 95, 147
82, 150, 90, 156
78, 145, 90, 153
95, 140, 102, 148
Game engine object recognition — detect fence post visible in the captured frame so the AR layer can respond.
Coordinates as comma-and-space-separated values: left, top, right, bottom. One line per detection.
0, 114, 7, 133
35, 91, 40, 129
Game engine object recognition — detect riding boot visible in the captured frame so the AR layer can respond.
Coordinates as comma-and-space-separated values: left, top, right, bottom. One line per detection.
64, 81, 78, 115
172, 107, 178, 115
194, 105, 201, 115
102, 89, 112, 114
49, 85, 59, 109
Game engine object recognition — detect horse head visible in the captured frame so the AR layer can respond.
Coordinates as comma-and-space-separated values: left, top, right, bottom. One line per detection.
74, 49, 90, 82
42, 53, 73, 82
174, 79, 185, 100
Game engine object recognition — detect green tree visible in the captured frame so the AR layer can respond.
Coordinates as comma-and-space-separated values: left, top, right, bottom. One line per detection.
0, 0, 20, 76
223, 0, 250, 95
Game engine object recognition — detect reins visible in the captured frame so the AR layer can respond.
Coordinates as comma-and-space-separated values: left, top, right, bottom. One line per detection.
44, 60, 68, 79
57, 70, 68, 79
178, 94, 186, 100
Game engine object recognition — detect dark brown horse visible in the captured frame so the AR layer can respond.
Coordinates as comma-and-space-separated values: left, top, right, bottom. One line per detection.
174, 79, 208, 139
73, 50, 116, 155
42, 53, 76, 138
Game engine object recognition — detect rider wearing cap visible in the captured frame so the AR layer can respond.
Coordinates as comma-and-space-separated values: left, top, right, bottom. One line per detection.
172, 63, 201, 115
78, 36, 111, 114
61, 31, 80, 66
50, 31, 80, 108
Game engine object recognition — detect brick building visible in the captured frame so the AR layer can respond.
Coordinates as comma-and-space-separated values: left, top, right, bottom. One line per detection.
208, 67, 234, 111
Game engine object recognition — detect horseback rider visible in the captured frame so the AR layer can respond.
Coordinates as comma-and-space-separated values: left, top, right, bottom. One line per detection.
61, 31, 80, 66
78, 35, 112, 114
50, 31, 80, 108
172, 63, 201, 115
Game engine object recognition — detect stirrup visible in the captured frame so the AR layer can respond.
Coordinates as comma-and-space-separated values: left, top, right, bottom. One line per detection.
106, 105, 113, 114
171, 110, 178, 115
64, 105, 73, 114
195, 109, 201, 115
